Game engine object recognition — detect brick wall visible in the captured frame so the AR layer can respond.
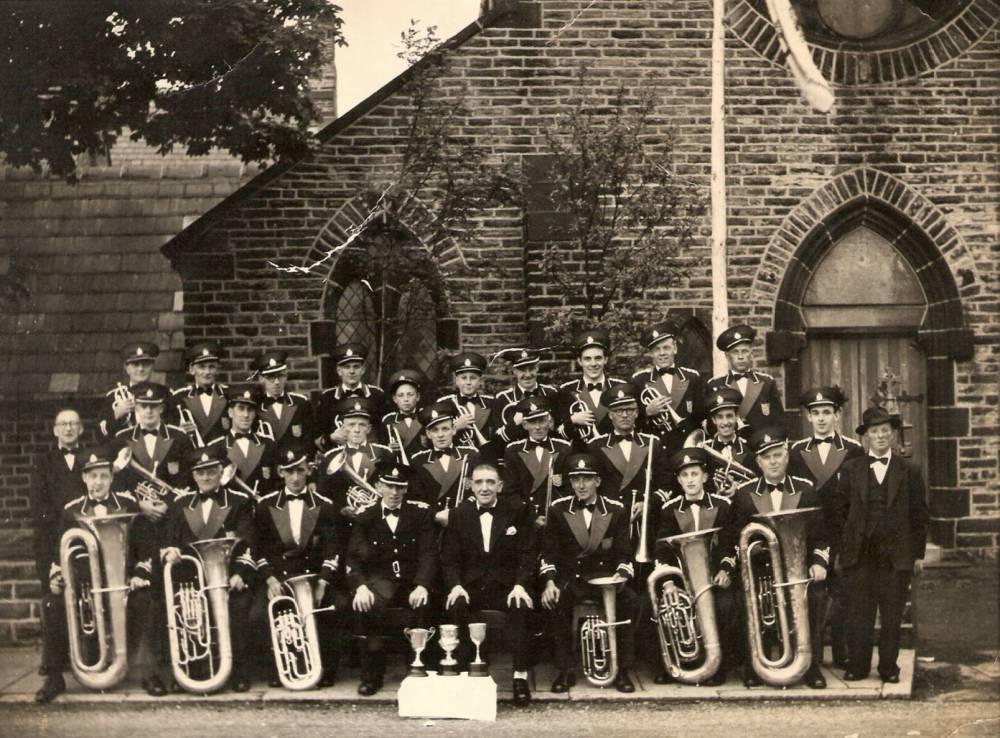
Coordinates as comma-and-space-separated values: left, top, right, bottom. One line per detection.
163, 0, 997, 554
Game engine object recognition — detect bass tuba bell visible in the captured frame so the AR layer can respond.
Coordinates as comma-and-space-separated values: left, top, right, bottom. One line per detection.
739, 507, 818, 686
268, 573, 338, 690
60, 512, 137, 690
647, 527, 723, 683
579, 575, 631, 687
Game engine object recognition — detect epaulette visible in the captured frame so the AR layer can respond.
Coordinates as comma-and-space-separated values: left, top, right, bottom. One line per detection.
591, 432, 609, 442
289, 392, 308, 401
552, 437, 571, 447
229, 489, 249, 499
661, 494, 682, 508
323, 446, 343, 458
320, 387, 338, 395
559, 379, 580, 390
604, 497, 624, 507
551, 495, 572, 505
709, 493, 731, 506
753, 371, 773, 380
171, 387, 188, 396
506, 439, 528, 450
116, 491, 136, 502
406, 499, 430, 509
259, 490, 279, 501
381, 412, 397, 424
791, 475, 815, 487
540, 383, 558, 392
638, 432, 656, 443
843, 436, 863, 447
790, 437, 810, 449
481, 393, 495, 401
679, 366, 700, 377
365, 383, 383, 392
371, 443, 393, 452
734, 478, 757, 493
457, 444, 478, 454
496, 388, 515, 401
64, 495, 86, 509
411, 449, 432, 461
218, 382, 229, 390
608, 376, 627, 385
312, 490, 334, 505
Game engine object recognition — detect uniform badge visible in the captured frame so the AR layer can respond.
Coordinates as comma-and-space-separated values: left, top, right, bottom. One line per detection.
262, 467, 271, 480
167, 461, 180, 476
221, 417, 230, 430
292, 424, 302, 438
685, 400, 693, 414
761, 402, 770, 416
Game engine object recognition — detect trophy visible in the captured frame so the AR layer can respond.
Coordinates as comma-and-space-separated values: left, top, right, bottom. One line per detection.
403, 627, 435, 677
468, 622, 488, 677
438, 624, 460, 676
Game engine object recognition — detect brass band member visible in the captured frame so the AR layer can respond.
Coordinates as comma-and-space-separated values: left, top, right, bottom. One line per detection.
36, 448, 161, 701
252, 440, 346, 688
632, 320, 704, 454
501, 396, 572, 526
702, 387, 753, 494
557, 329, 627, 449
212, 383, 276, 498
789, 385, 864, 669
439, 351, 497, 461
731, 427, 829, 689
348, 461, 437, 696
172, 342, 228, 446
493, 348, 559, 446
99, 342, 159, 439
408, 401, 480, 525
540, 453, 638, 694
441, 463, 536, 705
707, 325, 784, 437
652, 448, 740, 686
381, 369, 426, 461
254, 350, 315, 448
162, 444, 257, 692
317, 343, 385, 451
834, 407, 928, 684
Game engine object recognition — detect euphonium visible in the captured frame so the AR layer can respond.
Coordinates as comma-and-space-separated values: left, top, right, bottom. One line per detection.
647, 528, 723, 683
739, 507, 818, 686
268, 574, 337, 690
164, 536, 238, 693
580, 575, 631, 687
60, 512, 137, 690
683, 430, 756, 489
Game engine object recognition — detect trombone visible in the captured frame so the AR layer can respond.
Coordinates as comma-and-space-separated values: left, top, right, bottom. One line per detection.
633, 447, 654, 563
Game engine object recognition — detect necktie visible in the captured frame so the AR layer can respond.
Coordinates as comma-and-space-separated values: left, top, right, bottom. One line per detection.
60, 447, 78, 455
870, 456, 889, 466
814, 437, 833, 445
141, 428, 159, 437
383, 508, 399, 518
656, 366, 676, 377
195, 386, 213, 396
478, 506, 495, 515
586, 382, 604, 392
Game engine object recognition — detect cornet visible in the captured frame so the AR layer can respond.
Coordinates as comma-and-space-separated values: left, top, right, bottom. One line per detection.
326, 450, 380, 512
639, 386, 684, 431
580, 575, 631, 687
569, 398, 599, 441
451, 397, 489, 447
268, 574, 338, 690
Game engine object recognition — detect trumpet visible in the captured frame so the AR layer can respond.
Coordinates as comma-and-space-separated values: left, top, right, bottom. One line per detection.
177, 406, 206, 448
268, 574, 338, 690
164, 536, 239, 694
640, 385, 684, 431
683, 430, 756, 493
580, 575, 631, 687
648, 528, 723, 683
739, 507, 818, 687
326, 450, 380, 512
115, 447, 185, 503
451, 397, 489, 447
60, 512, 137, 691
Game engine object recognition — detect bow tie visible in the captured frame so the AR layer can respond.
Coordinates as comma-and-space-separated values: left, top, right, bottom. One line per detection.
870, 456, 889, 466
342, 387, 364, 397
266, 396, 284, 408
766, 482, 783, 493
521, 387, 540, 397
612, 433, 636, 445
88, 496, 112, 506
431, 449, 454, 461
581, 502, 597, 512
383, 507, 399, 518
197, 490, 220, 502
397, 412, 416, 420
526, 440, 549, 451
731, 372, 749, 382
814, 436, 834, 445
656, 366, 676, 377
233, 432, 254, 441
60, 447, 78, 455
460, 395, 479, 406
285, 489, 306, 499
684, 496, 706, 507
141, 428, 160, 437
478, 506, 495, 515
195, 386, 213, 396
585, 382, 604, 392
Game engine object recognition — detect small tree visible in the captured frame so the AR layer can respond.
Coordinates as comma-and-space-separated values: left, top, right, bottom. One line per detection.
538, 69, 705, 373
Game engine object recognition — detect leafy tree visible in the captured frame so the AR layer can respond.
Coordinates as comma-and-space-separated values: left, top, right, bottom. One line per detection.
0, 0, 343, 179
538, 69, 705, 373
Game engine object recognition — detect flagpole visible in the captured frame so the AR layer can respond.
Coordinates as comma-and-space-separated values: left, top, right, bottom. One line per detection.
710, 0, 729, 376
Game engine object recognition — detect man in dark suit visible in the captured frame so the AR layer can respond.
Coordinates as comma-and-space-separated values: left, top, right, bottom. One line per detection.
707, 325, 784, 437
441, 462, 536, 704
540, 452, 638, 694
347, 461, 437, 696
789, 385, 865, 668
210, 383, 275, 498
556, 329, 628, 450
833, 407, 928, 684
171, 342, 229, 447
731, 427, 830, 689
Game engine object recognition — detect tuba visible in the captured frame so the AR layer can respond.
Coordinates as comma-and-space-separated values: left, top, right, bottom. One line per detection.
647, 528, 723, 683
739, 507, 818, 686
684, 430, 756, 492
579, 575, 631, 687
59, 512, 137, 691
268, 574, 337, 690
164, 536, 238, 693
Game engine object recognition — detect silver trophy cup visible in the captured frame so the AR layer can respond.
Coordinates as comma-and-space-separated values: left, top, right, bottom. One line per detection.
438, 624, 460, 676
403, 627, 435, 677
468, 622, 488, 677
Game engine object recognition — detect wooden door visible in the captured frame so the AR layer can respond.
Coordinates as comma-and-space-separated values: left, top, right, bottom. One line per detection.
798, 334, 927, 476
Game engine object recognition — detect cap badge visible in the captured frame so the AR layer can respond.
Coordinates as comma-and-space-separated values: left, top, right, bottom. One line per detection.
529, 402, 538, 412
286, 451, 295, 461
520, 350, 528, 359
89, 454, 98, 464
145, 389, 154, 399
586, 336, 594, 344
616, 390, 625, 399
243, 390, 251, 399
683, 454, 693, 465
652, 330, 660, 338
202, 348, 209, 357
763, 434, 772, 443
464, 358, 472, 367
390, 467, 399, 478
734, 332, 742, 340
353, 402, 361, 411
431, 410, 439, 419
816, 392, 824, 402
346, 348, 354, 357
268, 358, 277, 367
577, 459, 586, 469
136, 347, 144, 356
716, 395, 724, 403
200, 453, 210, 463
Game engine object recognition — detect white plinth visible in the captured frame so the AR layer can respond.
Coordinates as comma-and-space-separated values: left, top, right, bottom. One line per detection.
397, 672, 497, 722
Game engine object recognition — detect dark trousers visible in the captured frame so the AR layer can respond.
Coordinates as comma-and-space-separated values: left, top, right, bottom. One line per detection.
445, 580, 529, 671
550, 581, 637, 672
821, 569, 849, 664
353, 581, 429, 682
844, 552, 911, 677
808, 580, 829, 669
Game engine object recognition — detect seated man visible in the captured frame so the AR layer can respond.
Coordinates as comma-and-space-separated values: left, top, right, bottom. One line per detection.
652, 448, 740, 686
540, 453, 638, 694
441, 463, 536, 705
348, 461, 437, 696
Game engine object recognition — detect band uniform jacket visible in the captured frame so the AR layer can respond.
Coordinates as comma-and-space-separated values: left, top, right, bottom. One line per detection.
259, 391, 315, 449
253, 487, 341, 585
316, 384, 385, 448
346, 499, 438, 596
381, 410, 424, 462
539, 495, 635, 588
112, 423, 195, 492
831, 454, 929, 572
556, 377, 628, 448
171, 383, 229, 445
704, 434, 753, 479
98, 381, 140, 439
653, 491, 739, 577
438, 392, 498, 458
408, 445, 481, 511
731, 475, 830, 571
30, 447, 87, 584
790, 432, 864, 553
631, 365, 704, 452
440, 497, 535, 593
317, 441, 395, 515
164, 485, 256, 582
493, 384, 559, 445
501, 436, 573, 519
707, 369, 785, 437
587, 431, 670, 509
209, 430, 275, 498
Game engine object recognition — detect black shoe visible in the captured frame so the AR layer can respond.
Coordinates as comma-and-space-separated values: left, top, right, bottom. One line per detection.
169, 679, 183, 694
37, 664, 48, 677
653, 670, 673, 685
880, 667, 900, 684
231, 676, 251, 693
35, 675, 65, 704
357, 680, 380, 696
319, 671, 337, 688
268, 675, 282, 688
843, 669, 868, 682
551, 670, 576, 693
805, 665, 827, 689
512, 678, 531, 705
614, 671, 635, 693
833, 654, 850, 670
743, 669, 762, 688
703, 670, 726, 686
142, 675, 167, 697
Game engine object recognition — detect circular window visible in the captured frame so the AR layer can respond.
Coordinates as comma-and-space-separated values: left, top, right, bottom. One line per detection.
815, 0, 899, 41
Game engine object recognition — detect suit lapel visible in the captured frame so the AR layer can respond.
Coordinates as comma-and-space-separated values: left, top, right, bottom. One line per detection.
426, 457, 461, 500
602, 444, 628, 483
621, 442, 648, 489
782, 478, 802, 511
520, 447, 549, 493
393, 417, 422, 447
586, 506, 612, 554
152, 435, 175, 466
269, 504, 296, 549
886, 457, 903, 507
183, 505, 205, 539
751, 480, 774, 514
819, 445, 847, 488
297, 503, 320, 551
130, 436, 153, 470
201, 500, 228, 539
263, 400, 294, 441
738, 379, 764, 418
669, 373, 689, 411
563, 508, 590, 551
